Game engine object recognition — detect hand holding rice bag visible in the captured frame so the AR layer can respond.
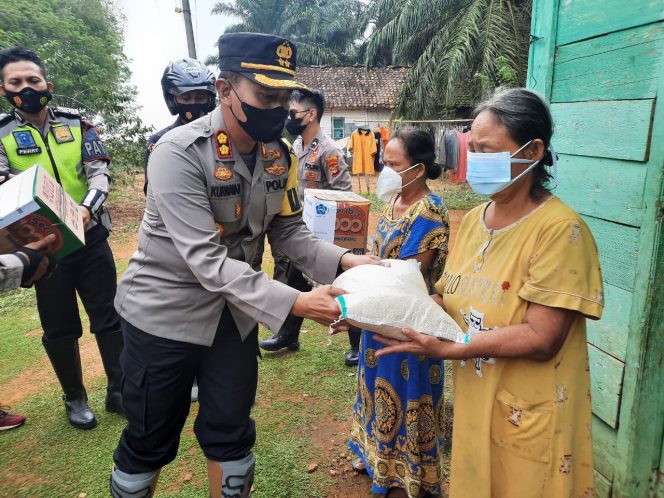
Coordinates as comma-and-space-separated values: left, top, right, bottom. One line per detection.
333, 259, 469, 343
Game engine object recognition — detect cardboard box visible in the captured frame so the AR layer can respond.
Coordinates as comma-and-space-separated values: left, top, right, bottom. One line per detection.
303, 189, 371, 255
0, 165, 85, 260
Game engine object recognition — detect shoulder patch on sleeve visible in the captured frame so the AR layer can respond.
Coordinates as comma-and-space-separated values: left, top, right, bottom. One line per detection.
81, 123, 110, 162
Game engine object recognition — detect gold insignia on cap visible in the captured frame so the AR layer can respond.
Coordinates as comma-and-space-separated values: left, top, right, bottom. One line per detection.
253, 73, 307, 89
276, 43, 293, 68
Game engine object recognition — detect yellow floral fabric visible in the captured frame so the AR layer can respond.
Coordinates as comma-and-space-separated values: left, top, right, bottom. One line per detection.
435, 196, 604, 497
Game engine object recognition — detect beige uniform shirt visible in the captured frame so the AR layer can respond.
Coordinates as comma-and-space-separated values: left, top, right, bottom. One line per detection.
293, 129, 352, 201
115, 110, 347, 346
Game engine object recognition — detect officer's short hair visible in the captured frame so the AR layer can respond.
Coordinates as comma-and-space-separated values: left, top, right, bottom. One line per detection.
292, 89, 325, 123
217, 70, 245, 86
0, 47, 47, 82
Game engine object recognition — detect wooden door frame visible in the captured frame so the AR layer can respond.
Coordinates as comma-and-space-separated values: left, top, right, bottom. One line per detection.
527, 1, 664, 495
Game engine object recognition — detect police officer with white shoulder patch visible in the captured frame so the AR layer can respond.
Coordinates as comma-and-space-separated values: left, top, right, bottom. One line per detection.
261, 88, 362, 366
0, 47, 124, 430
109, 33, 379, 498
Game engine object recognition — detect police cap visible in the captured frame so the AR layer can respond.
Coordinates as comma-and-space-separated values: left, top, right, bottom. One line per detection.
218, 32, 308, 90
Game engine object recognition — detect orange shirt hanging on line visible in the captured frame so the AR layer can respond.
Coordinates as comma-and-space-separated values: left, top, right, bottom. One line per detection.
348, 128, 377, 175
376, 125, 391, 148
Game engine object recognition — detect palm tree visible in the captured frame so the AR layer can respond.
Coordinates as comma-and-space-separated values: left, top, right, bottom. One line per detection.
362, 0, 532, 118
211, 0, 365, 65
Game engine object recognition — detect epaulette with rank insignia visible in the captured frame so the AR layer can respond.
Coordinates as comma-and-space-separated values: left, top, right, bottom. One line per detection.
53, 106, 81, 119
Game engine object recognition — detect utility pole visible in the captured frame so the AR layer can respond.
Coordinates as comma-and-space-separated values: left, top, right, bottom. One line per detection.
176, 0, 197, 59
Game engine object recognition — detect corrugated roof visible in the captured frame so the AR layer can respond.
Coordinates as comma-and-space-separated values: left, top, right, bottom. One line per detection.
296, 65, 409, 109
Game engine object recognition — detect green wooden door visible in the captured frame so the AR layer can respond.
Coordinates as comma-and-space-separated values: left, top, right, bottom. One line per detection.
528, 1, 664, 496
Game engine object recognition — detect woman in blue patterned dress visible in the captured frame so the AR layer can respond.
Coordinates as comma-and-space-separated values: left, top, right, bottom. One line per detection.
348, 128, 449, 498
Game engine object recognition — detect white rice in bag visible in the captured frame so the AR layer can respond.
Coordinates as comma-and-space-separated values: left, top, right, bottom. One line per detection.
333, 259, 469, 343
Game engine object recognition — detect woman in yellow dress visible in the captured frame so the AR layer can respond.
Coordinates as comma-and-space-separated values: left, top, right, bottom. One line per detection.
374, 88, 604, 497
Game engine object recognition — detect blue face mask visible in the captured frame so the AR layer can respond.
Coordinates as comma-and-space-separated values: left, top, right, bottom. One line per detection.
466, 140, 540, 196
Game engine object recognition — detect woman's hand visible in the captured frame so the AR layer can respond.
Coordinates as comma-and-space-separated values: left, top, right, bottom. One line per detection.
328, 319, 350, 335
373, 328, 461, 359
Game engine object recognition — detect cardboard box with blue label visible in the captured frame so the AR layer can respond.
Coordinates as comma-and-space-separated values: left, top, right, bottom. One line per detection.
303, 189, 371, 255
0, 165, 85, 260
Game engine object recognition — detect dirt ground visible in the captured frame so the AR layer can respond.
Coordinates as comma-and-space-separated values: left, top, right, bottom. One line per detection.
2, 173, 465, 497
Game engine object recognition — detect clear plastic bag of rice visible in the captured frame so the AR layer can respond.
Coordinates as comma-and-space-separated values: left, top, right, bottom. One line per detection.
333, 259, 469, 343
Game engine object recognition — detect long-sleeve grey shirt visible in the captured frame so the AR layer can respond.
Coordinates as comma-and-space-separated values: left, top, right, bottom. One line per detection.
115, 110, 347, 346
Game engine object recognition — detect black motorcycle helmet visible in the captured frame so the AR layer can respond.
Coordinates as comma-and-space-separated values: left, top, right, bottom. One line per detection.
161, 58, 216, 116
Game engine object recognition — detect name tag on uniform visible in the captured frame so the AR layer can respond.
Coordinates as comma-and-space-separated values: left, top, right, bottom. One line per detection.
13, 130, 41, 155
264, 177, 287, 193
53, 125, 74, 144
210, 182, 242, 198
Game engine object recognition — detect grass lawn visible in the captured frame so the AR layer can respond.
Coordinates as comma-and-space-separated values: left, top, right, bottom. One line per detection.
0, 175, 464, 497
0, 281, 453, 497
0, 278, 360, 497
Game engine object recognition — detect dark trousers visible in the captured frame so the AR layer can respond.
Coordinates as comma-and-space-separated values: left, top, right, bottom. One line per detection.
35, 224, 120, 344
114, 307, 259, 473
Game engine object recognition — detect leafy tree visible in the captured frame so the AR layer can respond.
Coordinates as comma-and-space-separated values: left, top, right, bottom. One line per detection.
210, 0, 364, 64
0, 0, 150, 176
362, 0, 532, 118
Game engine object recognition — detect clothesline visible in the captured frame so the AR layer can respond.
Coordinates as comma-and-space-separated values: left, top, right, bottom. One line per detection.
344, 119, 473, 126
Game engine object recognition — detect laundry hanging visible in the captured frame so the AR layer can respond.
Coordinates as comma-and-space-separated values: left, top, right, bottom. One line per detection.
348, 128, 377, 175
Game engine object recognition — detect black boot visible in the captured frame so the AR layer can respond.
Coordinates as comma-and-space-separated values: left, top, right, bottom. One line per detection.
259, 314, 301, 352
95, 330, 125, 416
345, 347, 360, 367
259, 332, 300, 352
345, 327, 361, 366
43, 340, 97, 429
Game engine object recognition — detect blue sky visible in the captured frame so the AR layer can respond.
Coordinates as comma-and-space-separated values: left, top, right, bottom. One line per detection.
117, 0, 232, 131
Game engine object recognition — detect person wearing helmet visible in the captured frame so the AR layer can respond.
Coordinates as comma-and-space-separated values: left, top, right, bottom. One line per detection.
143, 58, 216, 403
144, 58, 216, 193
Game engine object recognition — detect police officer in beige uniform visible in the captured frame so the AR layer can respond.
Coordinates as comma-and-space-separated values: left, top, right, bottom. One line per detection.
110, 33, 378, 498
261, 89, 362, 365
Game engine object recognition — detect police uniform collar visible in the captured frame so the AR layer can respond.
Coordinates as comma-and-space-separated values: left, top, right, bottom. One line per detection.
12, 106, 55, 125
302, 129, 322, 154
12, 108, 61, 134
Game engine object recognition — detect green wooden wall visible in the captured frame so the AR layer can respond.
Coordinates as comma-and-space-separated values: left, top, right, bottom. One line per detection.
528, 1, 664, 496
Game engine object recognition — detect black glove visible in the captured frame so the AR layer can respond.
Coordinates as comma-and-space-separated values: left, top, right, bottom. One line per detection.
16, 246, 46, 287
0, 170, 9, 185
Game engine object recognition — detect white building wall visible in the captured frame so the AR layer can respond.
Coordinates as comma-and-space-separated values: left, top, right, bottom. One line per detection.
321, 108, 393, 138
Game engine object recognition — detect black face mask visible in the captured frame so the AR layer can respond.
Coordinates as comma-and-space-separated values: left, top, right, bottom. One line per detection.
177, 103, 209, 122
4, 87, 52, 114
285, 117, 307, 136
230, 87, 287, 143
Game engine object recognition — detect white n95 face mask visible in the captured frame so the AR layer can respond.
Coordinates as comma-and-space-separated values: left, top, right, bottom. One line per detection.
466, 140, 540, 196
376, 163, 421, 202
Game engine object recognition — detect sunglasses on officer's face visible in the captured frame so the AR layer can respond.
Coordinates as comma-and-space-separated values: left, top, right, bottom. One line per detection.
288, 109, 312, 119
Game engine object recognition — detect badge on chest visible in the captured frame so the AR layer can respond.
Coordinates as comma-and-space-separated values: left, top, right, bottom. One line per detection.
52, 125, 74, 144
13, 130, 41, 155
